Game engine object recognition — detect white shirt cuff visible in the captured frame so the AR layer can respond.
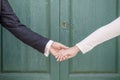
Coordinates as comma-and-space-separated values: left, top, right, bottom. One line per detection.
44, 40, 54, 57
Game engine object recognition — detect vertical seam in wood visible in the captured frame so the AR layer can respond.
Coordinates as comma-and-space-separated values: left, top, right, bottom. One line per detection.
115, 0, 119, 73
0, 27, 3, 73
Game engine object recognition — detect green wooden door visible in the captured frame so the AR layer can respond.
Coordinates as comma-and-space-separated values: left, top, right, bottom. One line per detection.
1, 0, 120, 80
59, 0, 120, 80
0, 0, 57, 80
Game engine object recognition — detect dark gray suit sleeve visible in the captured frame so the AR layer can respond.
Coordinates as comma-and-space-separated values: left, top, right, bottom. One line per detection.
0, 0, 50, 53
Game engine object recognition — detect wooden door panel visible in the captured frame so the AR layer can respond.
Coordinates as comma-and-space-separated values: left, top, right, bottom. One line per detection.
50, 0, 60, 80
70, 0, 117, 72
1, 0, 120, 80
3, 0, 49, 72
1, 0, 52, 80
70, 75, 120, 80
60, 0, 120, 80
70, 0, 118, 72
0, 73, 50, 80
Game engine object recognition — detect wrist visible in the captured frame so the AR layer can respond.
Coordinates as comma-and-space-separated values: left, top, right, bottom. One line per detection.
73, 46, 80, 53
49, 42, 54, 53
48, 41, 55, 54
51, 42, 57, 48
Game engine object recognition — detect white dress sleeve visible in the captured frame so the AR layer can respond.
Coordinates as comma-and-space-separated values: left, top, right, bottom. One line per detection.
76, 17, 120, 54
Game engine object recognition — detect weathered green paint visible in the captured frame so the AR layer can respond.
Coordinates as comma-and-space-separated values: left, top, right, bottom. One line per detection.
61, 0, 120, 80
70, 0, 117, 72
0, 0, 120, 80
59, 0, 70, 80
50, 0, 60, 80
1, 0, 51, 80
3, 0, 50, 71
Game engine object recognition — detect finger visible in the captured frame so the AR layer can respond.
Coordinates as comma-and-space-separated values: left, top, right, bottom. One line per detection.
67, 55, 72, 60
60, 56, 64, 62
59, 54, 66, 61
55, 42, 69, 49
56, 52, 65, 61
57, 57, 61, 61
60, 56, 68, 62
59, 56, 64, 62
60, 55, 69, 62
64, 56, 68, 60
60, 44, 69, 49
55, 50, 63, 58
55, 54, 60, 59
55, 55, 59, 59
57, 55, 62, 61
58, 55, 65, 62
61, 55, 72, 61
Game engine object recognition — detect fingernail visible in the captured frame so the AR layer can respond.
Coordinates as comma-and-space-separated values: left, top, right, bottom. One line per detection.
57, 59, 59, 62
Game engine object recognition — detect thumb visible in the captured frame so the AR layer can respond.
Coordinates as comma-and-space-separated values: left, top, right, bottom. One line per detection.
60, 44, 69, 49
55, 42, 69, 49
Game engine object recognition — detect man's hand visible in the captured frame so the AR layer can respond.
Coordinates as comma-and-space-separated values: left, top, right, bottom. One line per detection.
50, 42, 68, 56
56, 46, 80, 61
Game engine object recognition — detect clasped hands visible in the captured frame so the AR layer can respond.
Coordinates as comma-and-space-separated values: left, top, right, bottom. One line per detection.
50, 42, 80, 62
